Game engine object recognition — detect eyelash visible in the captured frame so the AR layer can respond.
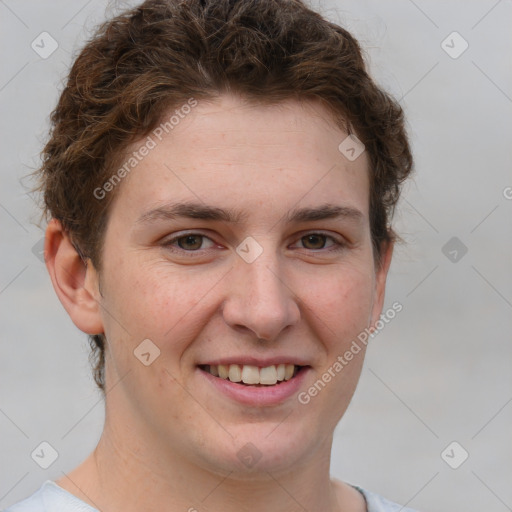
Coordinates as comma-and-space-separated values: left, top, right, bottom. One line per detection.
161, 231, 347, 256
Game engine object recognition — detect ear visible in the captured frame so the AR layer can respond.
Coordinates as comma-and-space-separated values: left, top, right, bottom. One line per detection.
44, 219, 104, 335
369, 240, 394, 327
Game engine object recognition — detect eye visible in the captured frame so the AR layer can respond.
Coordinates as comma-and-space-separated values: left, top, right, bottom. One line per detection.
296, 233, 338, 250
163, 233, 216, 252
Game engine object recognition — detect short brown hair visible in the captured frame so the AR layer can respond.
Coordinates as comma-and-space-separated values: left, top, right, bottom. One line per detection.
36, 0, 413, 391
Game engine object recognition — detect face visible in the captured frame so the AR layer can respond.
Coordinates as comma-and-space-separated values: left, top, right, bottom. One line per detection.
91, 94, 390, 476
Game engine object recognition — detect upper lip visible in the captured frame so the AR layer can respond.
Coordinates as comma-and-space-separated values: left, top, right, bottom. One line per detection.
198, 356, 311, 367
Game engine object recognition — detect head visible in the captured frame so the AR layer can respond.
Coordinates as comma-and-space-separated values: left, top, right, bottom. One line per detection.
41, 0, 412, 475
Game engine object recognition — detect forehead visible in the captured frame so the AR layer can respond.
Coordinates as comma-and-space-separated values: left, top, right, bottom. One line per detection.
109, 95, 370, 226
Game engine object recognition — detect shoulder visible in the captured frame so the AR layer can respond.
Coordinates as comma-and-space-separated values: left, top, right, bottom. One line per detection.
3, 481, 98, 512
3, 482, 47, 512
355, 486, 420, 512
331, 478, 420, 512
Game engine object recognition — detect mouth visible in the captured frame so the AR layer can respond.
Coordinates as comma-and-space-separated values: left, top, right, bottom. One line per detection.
198, 363, 305, 386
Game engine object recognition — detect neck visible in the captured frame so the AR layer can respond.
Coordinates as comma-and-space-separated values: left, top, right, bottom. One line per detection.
57, 418, 359, 512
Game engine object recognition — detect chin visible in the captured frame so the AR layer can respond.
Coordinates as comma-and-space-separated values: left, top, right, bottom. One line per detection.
195, 420, 322, 477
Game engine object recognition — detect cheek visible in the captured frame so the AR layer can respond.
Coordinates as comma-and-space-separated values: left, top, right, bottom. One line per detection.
297, 264, 376, 358
98, 262, 224, 410
101, 259, 225, 355
296, 267, 374, 431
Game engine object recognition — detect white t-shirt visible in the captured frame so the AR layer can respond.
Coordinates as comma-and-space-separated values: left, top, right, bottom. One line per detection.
4, 480, 419, 512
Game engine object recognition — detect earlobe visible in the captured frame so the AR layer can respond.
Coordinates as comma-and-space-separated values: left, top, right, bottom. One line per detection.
45, 219, 104, 335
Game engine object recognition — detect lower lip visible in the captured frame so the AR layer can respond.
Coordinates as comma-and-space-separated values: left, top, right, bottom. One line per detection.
197, 366, 310, 407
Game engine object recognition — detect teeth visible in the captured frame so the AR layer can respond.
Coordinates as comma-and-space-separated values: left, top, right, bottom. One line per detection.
228, 364, 242, 383
204, 363, 299, 385
259, 365, 277, 385
218, 364, 229, 379
241, 365, 260, 385
284, 364, 294, 381
276, 363, 285, 381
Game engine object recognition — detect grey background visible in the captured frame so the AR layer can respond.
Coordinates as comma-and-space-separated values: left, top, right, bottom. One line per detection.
1, 1, 511, 511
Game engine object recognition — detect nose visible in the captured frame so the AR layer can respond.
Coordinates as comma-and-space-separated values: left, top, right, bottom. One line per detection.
221, 253, 301, 341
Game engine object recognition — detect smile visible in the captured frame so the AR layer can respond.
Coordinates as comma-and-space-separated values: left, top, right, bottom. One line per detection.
198, 364, 303, 386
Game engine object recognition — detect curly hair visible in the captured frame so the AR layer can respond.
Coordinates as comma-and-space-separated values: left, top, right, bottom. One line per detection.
36, 0, 413, 392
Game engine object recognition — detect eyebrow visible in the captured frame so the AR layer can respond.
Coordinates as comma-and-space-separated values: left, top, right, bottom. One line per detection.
136, 201, 364, 225
136, 202, 248, 224
284, 204, 363, 224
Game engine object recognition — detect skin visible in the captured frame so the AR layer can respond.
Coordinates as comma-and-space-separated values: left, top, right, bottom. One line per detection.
46, 94, 393, 512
